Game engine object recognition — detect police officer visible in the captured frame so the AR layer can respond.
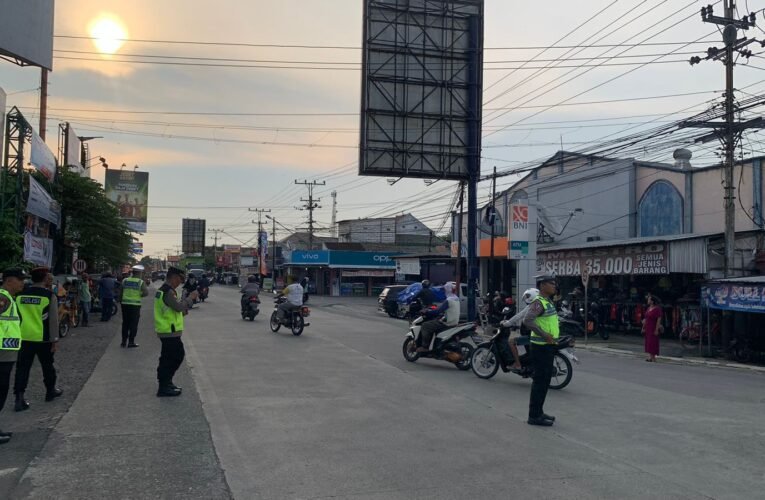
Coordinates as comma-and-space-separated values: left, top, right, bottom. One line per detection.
154, 267, 197, 397
523, 274, 559, 426
0, 269, 26, 444
120, 265, 149, 348
14, 267, 63, 412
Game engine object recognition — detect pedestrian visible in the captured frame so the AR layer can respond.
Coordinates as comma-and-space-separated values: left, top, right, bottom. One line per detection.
523, 273, 560, 427
643, 294, 662, 362
98, 271, 116, 322
154, 267, 197, 397
78, 272, 93, 327
120, 265, 149, 348
0, 269, 27, 444
13, 267, 63, 412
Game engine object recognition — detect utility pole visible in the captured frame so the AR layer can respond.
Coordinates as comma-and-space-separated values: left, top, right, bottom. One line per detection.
39, 69, 48, 139
688, 2, 759, 278
455, 182, 465, 288
488, 166, 497, 296
210, 228, 224, 269
294, 180, 325, 249
250, 208, 271, 276
331, 190, 338, 238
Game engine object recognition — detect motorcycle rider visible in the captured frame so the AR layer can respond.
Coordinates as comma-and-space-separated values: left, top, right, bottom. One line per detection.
276, 280, 303, 323
502, 288, 538, 372
524, 274, 560, 427
197, 273, 211, 298
182, 274, 198, 305
240, 275, 261, 313
416, 282, 460, 353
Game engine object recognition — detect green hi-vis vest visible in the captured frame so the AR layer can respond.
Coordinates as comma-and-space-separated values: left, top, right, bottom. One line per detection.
15, 286, 52, 342
0, 289, 22, 351
154, 285, 183, 335
530, 296, 560, 346
121, 277, 144, 306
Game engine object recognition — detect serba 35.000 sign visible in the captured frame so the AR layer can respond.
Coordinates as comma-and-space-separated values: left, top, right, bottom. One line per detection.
537, 244, 669, 276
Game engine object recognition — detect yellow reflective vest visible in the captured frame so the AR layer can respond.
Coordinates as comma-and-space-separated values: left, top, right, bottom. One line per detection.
121, 277, 144, 306
154, 285, 184, 335
0, 288, 22, 351
530, 296, 560, 346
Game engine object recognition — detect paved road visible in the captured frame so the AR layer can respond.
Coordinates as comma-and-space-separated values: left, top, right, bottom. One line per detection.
183, 286, 764, 499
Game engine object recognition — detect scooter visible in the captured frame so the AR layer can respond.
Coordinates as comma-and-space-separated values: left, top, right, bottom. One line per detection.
199, 286, 209, 303
471, 325, 579, 390
559, 302, 609, 340
241, 294, 260, 321
269, 296, 310, 336
402, 310, 477, 370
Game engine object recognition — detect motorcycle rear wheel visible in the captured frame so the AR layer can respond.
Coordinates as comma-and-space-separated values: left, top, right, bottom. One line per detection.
549, 352, 573, 390
402, 338, 419, 362
269, 312, 281, 332
454, 342, 475, 371
291, 315, 304, 336
471, 344, 499, 379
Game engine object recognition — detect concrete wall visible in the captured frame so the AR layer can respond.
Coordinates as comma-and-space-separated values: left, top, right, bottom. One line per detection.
692, 162, 761, 234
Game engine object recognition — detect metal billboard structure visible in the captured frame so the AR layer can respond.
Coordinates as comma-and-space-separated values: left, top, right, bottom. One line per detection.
0, 0, 55, 70
359, 0, 483, 181
360, 0, 484, 318
182, 218, 207, 255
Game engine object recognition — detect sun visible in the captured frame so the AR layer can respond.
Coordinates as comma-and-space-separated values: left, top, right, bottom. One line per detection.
88, 15, 128, 55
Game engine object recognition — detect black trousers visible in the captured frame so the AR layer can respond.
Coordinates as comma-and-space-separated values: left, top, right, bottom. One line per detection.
101, 297, 114, 321
157, 337, 185, 386
0, 361, 14, 413
419, 320, 447, 349
121, 305, 141, 343
528, 343, 556, 418
14, 342, 57, 395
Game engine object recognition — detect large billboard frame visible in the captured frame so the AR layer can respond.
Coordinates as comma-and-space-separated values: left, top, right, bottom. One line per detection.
0, 0, 55, 70
182, 218, 207, 255
359, 0, 484, 181
104, 170, 150, 233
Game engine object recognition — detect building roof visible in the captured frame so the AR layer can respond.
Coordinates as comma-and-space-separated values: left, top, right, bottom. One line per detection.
324, 242, 366, 251
707, 275, 765, 284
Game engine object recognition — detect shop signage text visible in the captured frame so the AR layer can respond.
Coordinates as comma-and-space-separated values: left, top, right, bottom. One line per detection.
537, 243, 669, 276
703, 283, 765, 313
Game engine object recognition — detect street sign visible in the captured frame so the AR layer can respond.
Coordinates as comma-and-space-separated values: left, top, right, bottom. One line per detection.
73, 259, 87, 273
581, 269, 590, 287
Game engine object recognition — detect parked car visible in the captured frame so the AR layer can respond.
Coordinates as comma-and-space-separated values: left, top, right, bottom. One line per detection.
377, 285, 409, 317
395, 282, 470, 320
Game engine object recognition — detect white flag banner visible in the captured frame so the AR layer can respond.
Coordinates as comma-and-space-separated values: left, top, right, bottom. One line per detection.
30, 131, 57, 181
26, 176, 61, 226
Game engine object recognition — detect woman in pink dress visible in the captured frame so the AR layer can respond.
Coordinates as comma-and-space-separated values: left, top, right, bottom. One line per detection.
643, 294, 662, 362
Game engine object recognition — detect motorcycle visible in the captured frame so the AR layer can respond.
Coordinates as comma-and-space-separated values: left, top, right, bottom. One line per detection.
401, 310, 477, 370
471, 326, 578, 390
559, 301, 609, 340
241, 294, 260, 321
199, 286, 209, 303
269, 296, 311, 336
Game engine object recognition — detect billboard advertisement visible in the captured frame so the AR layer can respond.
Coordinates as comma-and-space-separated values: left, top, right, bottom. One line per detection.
0, 0, 55, 70
182, 219, 206, 254
26, 176, 61, 225
703, 283, 765, 313
105, 170, 149, 232
259, 231, 268, 275
64, 123, 85, 175
23, 231, 53, 267
359, 0, 484, 180
507, 200, 532, 260
537, 243, 669, 277
30, 130, 56, 181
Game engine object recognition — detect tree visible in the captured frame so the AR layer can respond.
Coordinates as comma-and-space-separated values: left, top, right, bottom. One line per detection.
53, 170, 133, 271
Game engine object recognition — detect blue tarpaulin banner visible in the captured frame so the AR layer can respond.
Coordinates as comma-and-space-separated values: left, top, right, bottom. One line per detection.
702, 283, 765, 313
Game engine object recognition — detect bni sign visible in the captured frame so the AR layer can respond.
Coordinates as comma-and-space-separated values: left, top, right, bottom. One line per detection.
508, 200, 531, 260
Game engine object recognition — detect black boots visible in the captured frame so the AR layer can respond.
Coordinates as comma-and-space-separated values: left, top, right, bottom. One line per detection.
156, 384, 182, 397
45, 388, 64, 402
14, 393, 30, 412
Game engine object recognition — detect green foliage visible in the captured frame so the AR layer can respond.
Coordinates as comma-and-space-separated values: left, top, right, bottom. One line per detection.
0, 215, 23, 269
55, 170, 133, 269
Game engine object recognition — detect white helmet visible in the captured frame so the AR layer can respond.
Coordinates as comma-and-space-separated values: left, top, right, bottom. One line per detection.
521, 288, 540, 305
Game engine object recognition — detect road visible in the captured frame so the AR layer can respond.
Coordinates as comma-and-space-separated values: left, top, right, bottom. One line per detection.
180, 285, 763, 500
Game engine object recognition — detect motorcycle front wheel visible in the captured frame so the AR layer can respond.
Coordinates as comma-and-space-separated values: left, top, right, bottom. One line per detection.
471, 344, 499, 379
402, 338, 419, 362
291, 315, 304, 336
59, 316, 70, 338
454, 342, 475, 371
549, 352, 573, 390
269, 312, 281, 332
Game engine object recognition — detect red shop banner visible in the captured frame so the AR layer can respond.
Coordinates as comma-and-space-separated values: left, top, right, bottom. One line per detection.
537, 243, 669, 276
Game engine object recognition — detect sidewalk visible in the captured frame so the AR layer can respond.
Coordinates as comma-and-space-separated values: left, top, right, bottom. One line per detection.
578, 333, 765, 373
9, 308, 231, 499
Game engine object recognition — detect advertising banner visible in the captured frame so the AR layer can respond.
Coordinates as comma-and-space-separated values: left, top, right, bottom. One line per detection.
508, 200, 531, 260
26, 176, 61, 225
537, 243, 669, 276
23, 231, 53, 267
703, 283, 765, 313
65, 123, 85, 175
105, 170, 149, 232
259, 231, 268, 275
396, 258, 421, 275
0, 0, 55, 70
30, 130, 56, 181
288, 250, 330, 266
329, 251, 398, 269
130, 242, 144, 255
181, 218, 206, 253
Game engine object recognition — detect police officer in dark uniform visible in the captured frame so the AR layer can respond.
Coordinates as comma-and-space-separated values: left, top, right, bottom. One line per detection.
14, 267, 63, 412
154, 267, 197, 397
0, 269, 26, 444
523, 274, 560, 427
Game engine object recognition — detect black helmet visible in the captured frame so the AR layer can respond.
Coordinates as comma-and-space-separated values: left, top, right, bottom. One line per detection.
248, 275, 258, 283
421, 279, 431, 288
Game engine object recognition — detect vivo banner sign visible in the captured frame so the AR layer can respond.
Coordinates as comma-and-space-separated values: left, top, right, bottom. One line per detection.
289, 251, 330, 265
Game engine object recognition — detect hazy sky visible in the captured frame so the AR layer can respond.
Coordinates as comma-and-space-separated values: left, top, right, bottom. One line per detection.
1, 0, 761, 256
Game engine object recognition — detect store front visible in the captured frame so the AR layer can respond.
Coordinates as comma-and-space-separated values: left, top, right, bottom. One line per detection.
537, 235, 708, 339
283, 250, 399, 296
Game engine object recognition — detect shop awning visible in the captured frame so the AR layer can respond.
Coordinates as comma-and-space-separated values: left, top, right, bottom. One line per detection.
702, 276, 765, 313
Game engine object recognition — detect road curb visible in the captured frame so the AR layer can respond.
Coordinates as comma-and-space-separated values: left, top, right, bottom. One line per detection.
578, 344, 765, 373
